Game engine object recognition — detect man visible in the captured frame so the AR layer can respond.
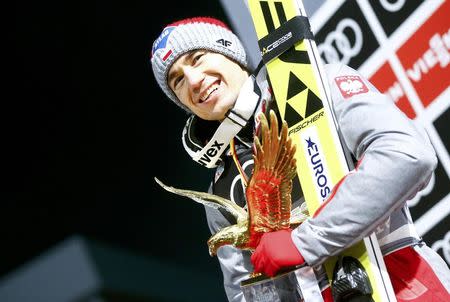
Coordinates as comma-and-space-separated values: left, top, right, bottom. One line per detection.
150, 17, 450, 301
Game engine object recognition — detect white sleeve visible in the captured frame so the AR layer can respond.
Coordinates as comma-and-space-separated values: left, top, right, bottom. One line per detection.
291, 63, 437, 266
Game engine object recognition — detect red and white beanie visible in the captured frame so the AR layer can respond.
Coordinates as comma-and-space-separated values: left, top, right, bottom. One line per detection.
150, 17, 248, 112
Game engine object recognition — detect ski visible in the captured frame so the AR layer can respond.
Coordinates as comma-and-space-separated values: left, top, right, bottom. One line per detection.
245, 0, 397, 301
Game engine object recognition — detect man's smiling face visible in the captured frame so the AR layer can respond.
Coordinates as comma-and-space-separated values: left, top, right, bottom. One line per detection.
168, 50, 249, 121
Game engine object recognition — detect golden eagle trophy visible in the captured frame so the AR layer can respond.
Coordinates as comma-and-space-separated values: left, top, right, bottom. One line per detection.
155, 111, 309, 301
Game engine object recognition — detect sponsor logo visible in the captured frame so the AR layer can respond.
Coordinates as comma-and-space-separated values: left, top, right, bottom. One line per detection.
216, 38, 232, 47
335, 75, 369, 98
262, 31, 293, 55
284, 72, 324, 127
197, 140, 224, 167
152, 26, 174, 56
405, 31, 450, 83
318, 19, 363, 65
396, 2, 449, 107
257, 1, 310, 63
304, 134, 331, 200
288, 111, 324, 135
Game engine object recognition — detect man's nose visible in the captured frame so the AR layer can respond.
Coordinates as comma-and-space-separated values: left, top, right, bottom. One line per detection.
183, 67, 204, 92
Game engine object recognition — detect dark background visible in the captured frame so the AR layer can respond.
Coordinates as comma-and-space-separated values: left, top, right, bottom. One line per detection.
5, 0, 228, 285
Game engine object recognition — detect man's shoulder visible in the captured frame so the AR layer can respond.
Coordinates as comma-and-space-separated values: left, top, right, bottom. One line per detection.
323, 62, 346, 77
322, 63, 366, 86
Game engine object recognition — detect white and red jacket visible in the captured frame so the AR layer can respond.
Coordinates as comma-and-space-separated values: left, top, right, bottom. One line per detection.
200, 63, 450, 301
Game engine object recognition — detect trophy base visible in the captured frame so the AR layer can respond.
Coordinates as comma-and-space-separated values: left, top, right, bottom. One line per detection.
240, 268, 304, 302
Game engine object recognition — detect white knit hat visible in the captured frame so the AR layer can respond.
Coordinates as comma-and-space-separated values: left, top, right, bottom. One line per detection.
150, 17, 248, 112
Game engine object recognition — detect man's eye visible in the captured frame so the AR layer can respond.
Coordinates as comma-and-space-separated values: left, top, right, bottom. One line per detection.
174, 76, 183, 88
193, 53, 204, 64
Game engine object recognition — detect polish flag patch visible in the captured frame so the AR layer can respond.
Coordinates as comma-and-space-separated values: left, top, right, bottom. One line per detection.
162, 49, 173, 62
335, 75, 369, 99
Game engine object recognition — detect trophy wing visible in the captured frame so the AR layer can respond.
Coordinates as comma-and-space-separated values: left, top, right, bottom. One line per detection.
245, 111, 297, 248
155, 177, 248, 221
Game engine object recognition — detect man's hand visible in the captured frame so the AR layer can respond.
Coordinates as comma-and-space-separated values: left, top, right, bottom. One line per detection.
251, 229, 305, 277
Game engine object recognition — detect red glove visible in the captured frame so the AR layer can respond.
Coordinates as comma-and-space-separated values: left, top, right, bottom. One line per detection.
251, 229, 305, 277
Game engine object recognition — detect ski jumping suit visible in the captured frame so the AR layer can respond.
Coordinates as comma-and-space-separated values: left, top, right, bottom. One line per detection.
186, 63, 450, 301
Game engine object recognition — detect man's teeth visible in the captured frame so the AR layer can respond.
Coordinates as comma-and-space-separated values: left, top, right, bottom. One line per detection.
200, 83, 220, 102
